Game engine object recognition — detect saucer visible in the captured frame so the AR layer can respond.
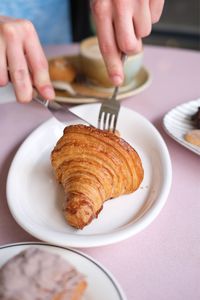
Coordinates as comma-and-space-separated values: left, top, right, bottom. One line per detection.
49, 55, 152, 104
0, 242, 127, 300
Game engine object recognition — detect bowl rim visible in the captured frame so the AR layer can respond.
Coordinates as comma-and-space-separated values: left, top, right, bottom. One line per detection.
80, 36, 144, 61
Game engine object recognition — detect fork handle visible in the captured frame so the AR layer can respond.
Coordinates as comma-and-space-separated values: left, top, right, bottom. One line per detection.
111, 86, 120, 100
111, 53, 127, 100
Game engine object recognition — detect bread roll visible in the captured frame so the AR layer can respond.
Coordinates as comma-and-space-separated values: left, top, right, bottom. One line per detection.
49, 57, 76, 83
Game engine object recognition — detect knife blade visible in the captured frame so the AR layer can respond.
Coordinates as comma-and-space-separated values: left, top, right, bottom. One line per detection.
34, 95, 94, 127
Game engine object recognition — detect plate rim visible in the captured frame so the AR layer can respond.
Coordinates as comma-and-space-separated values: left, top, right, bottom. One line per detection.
53, 66, 152, 104
6, 105, 172, 248
0, 241, 126, 300
48, 54, 152, 104
162, 98, 200, 155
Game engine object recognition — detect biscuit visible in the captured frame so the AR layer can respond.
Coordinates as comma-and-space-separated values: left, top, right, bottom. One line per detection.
184, 129, 200, 147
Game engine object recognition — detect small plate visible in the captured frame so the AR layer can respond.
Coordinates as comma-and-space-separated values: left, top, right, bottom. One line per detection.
49, 55, 152, 104
6, 104, 172, 248
0, 242, 126, 300
163, 98, 200, 155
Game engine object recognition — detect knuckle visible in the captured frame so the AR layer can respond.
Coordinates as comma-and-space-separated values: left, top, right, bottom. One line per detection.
33, 58, 48, 72
106, 62, 119, 76
113, 1, 124, 16
18, 19, 35, 34
12, 69, 28, 82
107, 63, 116, 71
1, 22, 16, 39
33, 69, 50, 86
91, 0, 109, 19
39, 58, 48, 69
100, 43, 114, 56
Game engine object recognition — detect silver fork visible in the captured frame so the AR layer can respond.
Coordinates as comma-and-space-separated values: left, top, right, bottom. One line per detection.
98, 53, 127, 132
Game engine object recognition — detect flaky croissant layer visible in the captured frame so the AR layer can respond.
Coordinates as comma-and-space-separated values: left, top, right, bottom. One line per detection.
51, 125, 144, 229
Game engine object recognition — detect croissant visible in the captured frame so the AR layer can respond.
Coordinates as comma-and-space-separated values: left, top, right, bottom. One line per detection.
51, 125, 144, 229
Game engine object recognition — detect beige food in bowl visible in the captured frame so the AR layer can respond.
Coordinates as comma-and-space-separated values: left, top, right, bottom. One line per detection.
80, 36, 143, 88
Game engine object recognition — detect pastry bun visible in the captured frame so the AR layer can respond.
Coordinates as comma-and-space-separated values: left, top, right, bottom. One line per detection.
49, 57, 76, 83
51, 124, 144, 229
0, 247, 87, 300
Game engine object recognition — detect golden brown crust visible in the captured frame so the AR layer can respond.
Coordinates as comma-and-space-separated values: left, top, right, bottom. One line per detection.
51, 125, 144, 229
49, 57, 76, 83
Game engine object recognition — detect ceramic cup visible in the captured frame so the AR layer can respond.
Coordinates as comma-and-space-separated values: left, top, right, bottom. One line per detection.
80, 36, 143, 88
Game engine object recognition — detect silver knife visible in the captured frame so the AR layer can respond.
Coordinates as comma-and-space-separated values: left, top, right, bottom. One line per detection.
33, 94, 94, 127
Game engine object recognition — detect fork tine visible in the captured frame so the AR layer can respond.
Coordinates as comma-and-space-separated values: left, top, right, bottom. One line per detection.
112, 113, 118, 133
108, 113, 113, 131
98, 110, 103, 129
103, 112, 109, 130
97, 54, 125, 132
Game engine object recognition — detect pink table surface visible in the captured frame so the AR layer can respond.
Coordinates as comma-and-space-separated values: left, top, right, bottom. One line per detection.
0, 44, 200, 300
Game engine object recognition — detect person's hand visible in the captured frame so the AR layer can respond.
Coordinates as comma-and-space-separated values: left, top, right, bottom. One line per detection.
0, 16, 55, 102
91, 0, 164, 86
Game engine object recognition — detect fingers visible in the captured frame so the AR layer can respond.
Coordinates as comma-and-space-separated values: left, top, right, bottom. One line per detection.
149, 0, 165, 23
133, 0, 152, 38
23, 20, 55, 100
91, 0, 146, 86
91, 0, 123, 85
91, 0, 165, 88
113, 2, 142, 54
0, 37, 8, 86
0, 18, 55, 103
4, 23, 32, 102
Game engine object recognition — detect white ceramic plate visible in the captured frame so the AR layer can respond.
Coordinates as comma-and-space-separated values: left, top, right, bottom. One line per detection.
163, 98, 200, 155
6, 104, 172, 248
0, 242, 126, 300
